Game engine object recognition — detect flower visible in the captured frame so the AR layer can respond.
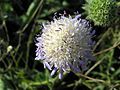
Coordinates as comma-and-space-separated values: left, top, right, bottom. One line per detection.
35, 14, 95, 79
83, 0, 117, 26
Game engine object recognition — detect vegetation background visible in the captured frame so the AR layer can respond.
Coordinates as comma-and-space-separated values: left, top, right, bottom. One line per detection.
0, 0, 120, 90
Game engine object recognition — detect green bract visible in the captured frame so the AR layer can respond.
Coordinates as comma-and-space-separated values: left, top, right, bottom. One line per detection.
83, 0, 117, 26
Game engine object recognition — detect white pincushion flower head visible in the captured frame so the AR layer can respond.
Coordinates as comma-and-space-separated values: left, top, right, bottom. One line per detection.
35, 14, 95, 79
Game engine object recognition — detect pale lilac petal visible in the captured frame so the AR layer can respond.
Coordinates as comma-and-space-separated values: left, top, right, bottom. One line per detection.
51, 67, 58, 76
44, 62, 52, 70
59, 69, 63, 79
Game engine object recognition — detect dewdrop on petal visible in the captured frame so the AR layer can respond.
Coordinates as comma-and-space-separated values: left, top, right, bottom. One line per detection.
35, 14, 95, 79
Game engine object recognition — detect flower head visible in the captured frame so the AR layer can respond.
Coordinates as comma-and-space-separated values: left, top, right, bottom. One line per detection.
83, 0, 117, 26
35, 14, 95, 79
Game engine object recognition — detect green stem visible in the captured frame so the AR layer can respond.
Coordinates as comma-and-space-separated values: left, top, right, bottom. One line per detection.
2, 20, 9, 43
30, 81, 48, 86
76, 73, 106, 83
85, 57, 105, 75
17, 0, 44, 34
94, 41, 120, 56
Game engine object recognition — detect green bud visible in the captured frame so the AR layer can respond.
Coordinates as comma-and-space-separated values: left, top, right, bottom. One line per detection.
83, 0, 117, 26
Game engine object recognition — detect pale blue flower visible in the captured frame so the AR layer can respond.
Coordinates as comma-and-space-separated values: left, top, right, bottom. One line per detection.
35, 14, 95, 79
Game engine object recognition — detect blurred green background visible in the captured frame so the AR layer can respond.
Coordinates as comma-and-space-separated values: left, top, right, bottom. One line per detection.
0, 0, 120, 90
